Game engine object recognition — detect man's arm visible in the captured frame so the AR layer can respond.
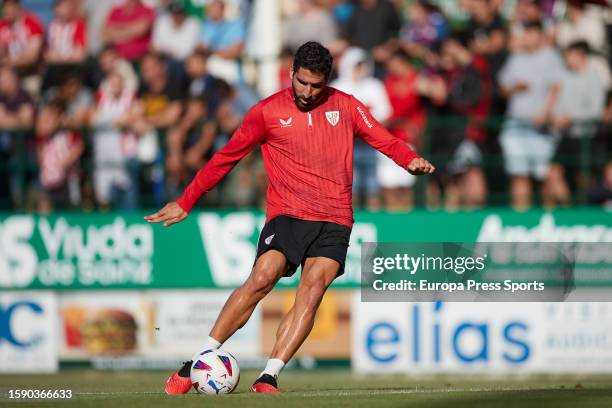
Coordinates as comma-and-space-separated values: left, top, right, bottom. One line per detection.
350, 96, 434, 175
0, 103, 34, 129
145, 102, 267, 226
8, 38, 42, 67
103, 16, 152, 44
147, 101, 183, 128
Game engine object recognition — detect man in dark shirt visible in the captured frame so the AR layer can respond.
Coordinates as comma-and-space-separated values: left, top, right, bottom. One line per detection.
462, 0, 507, 77
344, 0, 401, 72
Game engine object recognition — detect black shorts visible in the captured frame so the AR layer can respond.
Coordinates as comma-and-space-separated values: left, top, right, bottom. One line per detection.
255, 215, 352, 277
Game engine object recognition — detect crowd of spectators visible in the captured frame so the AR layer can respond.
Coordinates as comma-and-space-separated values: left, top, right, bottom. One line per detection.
0, 0, 610, 213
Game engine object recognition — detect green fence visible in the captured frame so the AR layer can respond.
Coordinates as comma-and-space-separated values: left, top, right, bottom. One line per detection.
0, 117, 607, 210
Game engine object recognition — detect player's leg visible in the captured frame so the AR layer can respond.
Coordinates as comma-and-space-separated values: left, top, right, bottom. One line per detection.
165, 249, 288, 395
251, 256, 339, 393
209, 249, 289, 344
273, 257, 338, 360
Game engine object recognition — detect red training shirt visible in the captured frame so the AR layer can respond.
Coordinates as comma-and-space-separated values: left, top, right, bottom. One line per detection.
177, 87, 420, 228
104, 2, 155, 61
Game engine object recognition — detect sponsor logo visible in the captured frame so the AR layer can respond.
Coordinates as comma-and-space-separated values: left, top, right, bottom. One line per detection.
37, 217, 153, 287
477, 214, 612, 242
264, 234, 275, 245
279, 117, 292, 128
197, 213, 265, 286
0, 216, 37, 288
356, 106, 373, 129
359, 301, 532, 370
0, 301, 44, 347
0, 215, 154, 289
0, 293, 58, 373
325, 111, 340, 126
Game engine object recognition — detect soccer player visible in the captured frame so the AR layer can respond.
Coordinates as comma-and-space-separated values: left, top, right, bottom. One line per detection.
146, 41, 434, 394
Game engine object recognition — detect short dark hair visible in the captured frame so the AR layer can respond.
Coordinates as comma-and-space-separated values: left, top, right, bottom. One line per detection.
189, 48, 210, 61
292, 42, 333, 80
566, 40, 590, 55
142, 51, 168, 68
390, 49, 412, 64
524, 20, 543, 32
44, 98, 66, 115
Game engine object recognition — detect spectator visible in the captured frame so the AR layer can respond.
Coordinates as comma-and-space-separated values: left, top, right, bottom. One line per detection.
42, 0, 88, 91
128, 52, 184, 135
0, 66, 34, 208
399, 0, 449, 60
462, 0, 507, 78
0, 0, 44, 93
509, 0, 555, 51
343, 0, 401, 67
90, 70, 139, 210
556, 0, 607, 55
432, 36, 492, 209
0, 66, 34, 130
199, 0, 246, 84
152, 0, 200, 64
166, 49, 220, 197
102, 0, 156, 62
96, 46, 139, 93
283, 0, 339, 54
277, 47, 294, 91
84, 0, 117, 56
116, 52, 184, 204
556, 0, 611, 92
332, 47, 392, 210
545, 41, 606, 207
498, 21, 563, 211
380, 49, 427, 211
43, 72, 93, 129
35, 100, 85, 213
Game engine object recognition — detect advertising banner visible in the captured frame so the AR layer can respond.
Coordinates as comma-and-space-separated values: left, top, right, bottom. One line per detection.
0, 210, 610, 290
58, 290, 260, 361
151, 290, 260, 358
260, 290, 351, 359
0, 292, 59, 373
352, 295, 612, 373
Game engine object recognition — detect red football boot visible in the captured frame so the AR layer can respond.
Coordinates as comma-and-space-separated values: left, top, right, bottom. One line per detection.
164, 360, 193, 395
250, 374, 282, 394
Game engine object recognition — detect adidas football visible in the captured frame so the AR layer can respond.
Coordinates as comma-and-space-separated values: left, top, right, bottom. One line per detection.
190, 349, 240, 395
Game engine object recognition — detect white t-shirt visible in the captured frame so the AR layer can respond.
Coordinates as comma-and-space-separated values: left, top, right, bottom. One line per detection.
498, 47, 564, 120
152, 14, 200, 60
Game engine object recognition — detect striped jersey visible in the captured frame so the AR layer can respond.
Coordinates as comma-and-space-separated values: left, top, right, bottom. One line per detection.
177, 87, 420, 227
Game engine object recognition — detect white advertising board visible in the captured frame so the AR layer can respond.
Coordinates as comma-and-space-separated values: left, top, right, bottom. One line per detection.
0, 292, 59, 373
352, 295, 612, 373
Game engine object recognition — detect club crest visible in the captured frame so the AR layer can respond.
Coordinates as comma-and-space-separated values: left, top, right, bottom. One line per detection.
325, 111, 339, 126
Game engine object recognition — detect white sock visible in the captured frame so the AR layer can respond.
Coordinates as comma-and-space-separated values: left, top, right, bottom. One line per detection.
260, 358, 285, 379
192, 336, 222, 360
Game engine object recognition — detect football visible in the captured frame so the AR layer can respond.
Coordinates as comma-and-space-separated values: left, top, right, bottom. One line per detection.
190, 349, 240, 395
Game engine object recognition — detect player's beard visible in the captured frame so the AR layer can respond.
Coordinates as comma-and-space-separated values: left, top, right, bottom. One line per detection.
292, 85, 315, 111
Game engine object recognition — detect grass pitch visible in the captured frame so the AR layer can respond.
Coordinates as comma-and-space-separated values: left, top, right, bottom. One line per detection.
1, 369, 612, 408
